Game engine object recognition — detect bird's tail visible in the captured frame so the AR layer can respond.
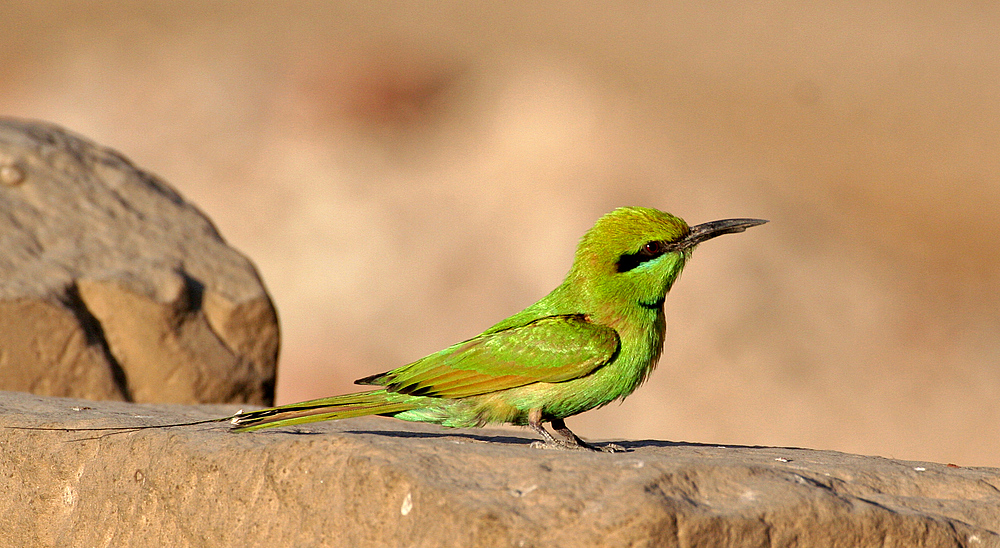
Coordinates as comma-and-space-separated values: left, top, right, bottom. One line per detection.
230, 389, 417, 432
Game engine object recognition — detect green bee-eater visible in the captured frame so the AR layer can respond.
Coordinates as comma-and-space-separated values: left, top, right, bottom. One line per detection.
229, 207, 766, 451
14, 206, 764, 451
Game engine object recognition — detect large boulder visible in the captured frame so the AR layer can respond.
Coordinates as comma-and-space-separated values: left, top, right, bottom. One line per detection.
0, 391, 996, 547
0, 118, 278, 405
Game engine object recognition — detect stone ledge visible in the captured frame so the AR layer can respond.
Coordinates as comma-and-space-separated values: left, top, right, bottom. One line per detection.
1, 390, 996, 547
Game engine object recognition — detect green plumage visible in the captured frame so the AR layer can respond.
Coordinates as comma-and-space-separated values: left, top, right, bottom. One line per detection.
232, 207, 765, 450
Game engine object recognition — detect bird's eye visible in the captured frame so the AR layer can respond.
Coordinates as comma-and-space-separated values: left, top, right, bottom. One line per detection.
643, 241, 665, 255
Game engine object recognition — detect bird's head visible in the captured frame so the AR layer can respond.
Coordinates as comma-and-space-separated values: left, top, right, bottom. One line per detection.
567, 207, 766, 311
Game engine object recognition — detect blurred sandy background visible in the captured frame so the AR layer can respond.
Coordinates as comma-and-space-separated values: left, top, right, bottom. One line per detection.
2, 2, 998, 466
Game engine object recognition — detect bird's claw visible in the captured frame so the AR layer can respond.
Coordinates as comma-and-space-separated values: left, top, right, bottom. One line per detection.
599, 442, 625, 453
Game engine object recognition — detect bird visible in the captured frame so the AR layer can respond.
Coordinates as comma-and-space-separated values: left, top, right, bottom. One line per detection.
226, 206, 766, 451
13, 206, 765, 451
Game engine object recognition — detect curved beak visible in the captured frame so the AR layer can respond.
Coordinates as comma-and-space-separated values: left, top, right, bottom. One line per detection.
681, 218, 768, 249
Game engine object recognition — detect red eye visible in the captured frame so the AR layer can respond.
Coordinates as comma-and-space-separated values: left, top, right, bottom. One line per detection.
643, 241, 665, 255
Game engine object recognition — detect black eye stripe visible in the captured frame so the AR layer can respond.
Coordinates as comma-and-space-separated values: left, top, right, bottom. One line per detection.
616, 240, 673, 273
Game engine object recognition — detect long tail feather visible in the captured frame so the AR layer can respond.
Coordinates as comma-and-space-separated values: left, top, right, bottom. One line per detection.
229, 389, 417, 432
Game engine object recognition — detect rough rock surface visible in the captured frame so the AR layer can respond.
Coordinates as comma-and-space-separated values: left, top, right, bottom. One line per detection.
1, 391, 996, 547
0, 119, 278, 405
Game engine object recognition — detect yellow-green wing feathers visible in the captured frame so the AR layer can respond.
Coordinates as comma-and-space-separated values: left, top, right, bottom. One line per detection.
356, 314, 619, 399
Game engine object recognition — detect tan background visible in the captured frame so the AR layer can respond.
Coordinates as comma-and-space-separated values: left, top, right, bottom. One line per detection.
2, 2, 997, 466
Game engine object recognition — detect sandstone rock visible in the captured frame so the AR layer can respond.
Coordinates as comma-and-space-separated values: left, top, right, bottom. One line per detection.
0, 119, 278, 405
0, 391, 996, 547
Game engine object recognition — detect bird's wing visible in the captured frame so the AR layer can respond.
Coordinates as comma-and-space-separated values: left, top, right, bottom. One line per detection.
355, 314, 620, 399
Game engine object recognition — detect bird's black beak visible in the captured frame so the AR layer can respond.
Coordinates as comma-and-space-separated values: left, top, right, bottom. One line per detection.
681, 218, 768, 249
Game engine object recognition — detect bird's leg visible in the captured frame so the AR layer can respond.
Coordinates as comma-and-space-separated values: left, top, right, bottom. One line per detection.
527, 412, 560, 445
526, 410, 623, 452
527, 409, 581, 450
549, 418, 591, 448
550, 418, 624, 453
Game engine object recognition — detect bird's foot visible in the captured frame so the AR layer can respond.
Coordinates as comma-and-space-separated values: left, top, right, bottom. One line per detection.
529, 439, 586, 451
597, 442, 626, 453
529, 440, 625, 453
527, 414, 627, 453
